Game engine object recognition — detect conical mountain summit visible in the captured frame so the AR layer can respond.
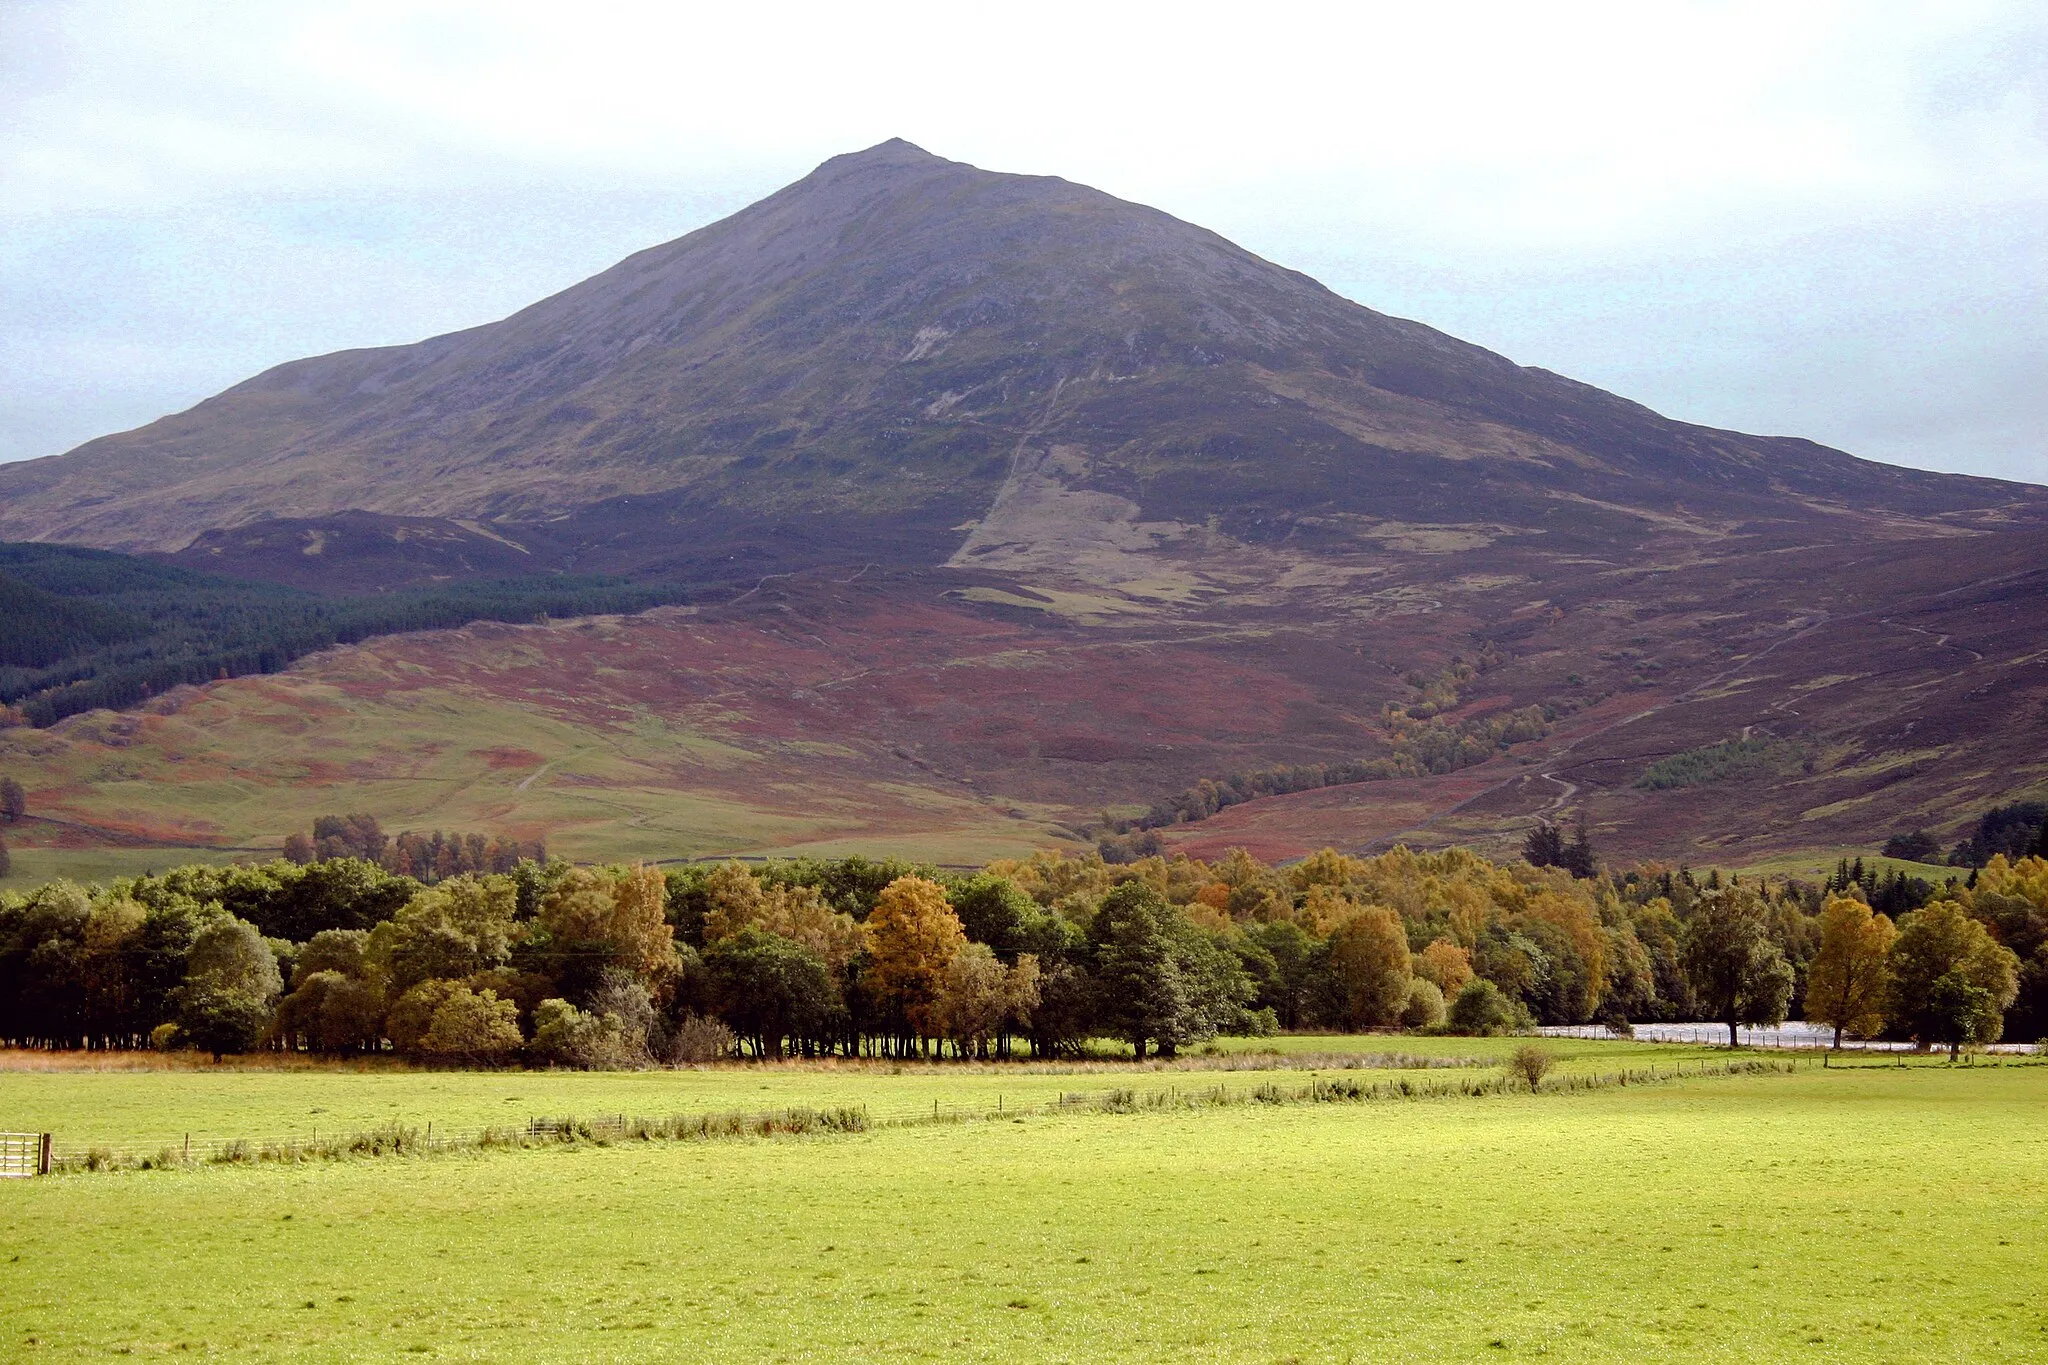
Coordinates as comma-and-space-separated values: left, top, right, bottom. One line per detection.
0, 140, 2037, 585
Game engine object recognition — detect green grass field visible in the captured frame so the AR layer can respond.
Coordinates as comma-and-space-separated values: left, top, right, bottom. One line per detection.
0, 842, 246, 892
2, 1053, 2044, 1361
0, 1038, 1722, 1157
1725, 849, 1963, 886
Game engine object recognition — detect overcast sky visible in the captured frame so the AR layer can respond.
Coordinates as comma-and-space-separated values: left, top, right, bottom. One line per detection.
3, 0, 2043, 484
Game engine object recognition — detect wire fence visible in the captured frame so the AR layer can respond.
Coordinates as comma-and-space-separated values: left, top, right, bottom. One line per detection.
1537, 1022, 2042, 1054
18, 1039, 2042, 1174
17, 1055, 1843, 1174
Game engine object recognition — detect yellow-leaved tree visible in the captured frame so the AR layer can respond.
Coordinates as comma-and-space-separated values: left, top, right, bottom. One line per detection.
1326, 905, 1412, 1029
704, 873, 868, 976
863, 875, 966, 1052
1805, 894, 1896, 1047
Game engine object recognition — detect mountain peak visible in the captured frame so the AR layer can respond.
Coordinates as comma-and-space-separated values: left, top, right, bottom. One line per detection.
0, 142, 2038, 562
815, 137, 948, 175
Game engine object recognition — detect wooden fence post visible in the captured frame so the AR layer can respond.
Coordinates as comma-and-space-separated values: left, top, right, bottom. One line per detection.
38, 1132, 52, 1176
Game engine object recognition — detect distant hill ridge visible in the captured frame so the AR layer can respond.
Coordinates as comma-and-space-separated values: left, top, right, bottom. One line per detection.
1, 139, 2038, 587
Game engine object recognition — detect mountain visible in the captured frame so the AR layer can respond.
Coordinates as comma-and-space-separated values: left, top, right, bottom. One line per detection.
2, 140, 2044, 877
2, 139, 2038, 578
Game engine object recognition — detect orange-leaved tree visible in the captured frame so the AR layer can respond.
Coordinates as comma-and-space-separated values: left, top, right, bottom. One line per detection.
1805, 894, 1896, 1047
1414, 938, 1475, 999
864, 875, 966, 1052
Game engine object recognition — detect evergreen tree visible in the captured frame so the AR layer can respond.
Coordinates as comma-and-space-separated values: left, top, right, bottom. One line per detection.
1522, 822, 1565, 869
1560, 817, 1598, 879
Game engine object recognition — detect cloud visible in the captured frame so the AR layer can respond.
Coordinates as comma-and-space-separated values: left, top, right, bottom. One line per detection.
2, 0, 2043, 481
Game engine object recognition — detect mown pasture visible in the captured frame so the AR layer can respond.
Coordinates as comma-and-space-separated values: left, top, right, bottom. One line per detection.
2, 1058, 2044, 1361
0, 1037, 1715, 1157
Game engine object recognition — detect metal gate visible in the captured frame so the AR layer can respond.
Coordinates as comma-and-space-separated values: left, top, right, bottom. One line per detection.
0, 1132, 52, 1178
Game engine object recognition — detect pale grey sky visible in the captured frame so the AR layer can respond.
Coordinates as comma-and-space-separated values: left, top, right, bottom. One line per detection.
3, 0, 2043, 484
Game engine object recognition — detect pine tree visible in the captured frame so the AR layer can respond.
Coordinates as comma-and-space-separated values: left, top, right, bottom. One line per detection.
1561, 817, 1598, 879
1522, 822, 1566, 869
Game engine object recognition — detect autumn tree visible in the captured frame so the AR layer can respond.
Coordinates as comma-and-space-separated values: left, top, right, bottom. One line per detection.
1518, 888, 1609, 1021
1805, 895, 1896, 1047
1681, 886, 1795, 1047
415, 984, 522, 1062
0, 776, 25, 824
1886, 900, 2019, 1052
1414, 938, 1475, 1000
863, 875, 967, 1052
1326, 906, 1413, 1030
536, 864, 678, 1003
698, 861, 768, 943
704, 873, 867, 976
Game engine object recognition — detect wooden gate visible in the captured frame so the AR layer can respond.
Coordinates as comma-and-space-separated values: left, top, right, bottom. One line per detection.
0, 1132, 52, 1178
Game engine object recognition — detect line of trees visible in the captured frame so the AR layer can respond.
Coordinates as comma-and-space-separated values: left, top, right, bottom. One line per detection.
282, 814, 545, 883
2, 844, 2044, 1065
1882, 804, 2048, 869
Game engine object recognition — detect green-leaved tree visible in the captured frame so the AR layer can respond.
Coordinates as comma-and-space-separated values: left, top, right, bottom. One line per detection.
1681, 887, 1795, 1047
1886, 900, 2019, 1054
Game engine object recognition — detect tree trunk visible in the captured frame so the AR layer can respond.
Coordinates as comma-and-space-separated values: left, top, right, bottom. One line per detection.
1132, 1036, 1147, 1062
1726, 1017, 1739, 1049
1832, 1021, 1843, 1049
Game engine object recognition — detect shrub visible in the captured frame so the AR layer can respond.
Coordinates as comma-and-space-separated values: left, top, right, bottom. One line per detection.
1236, 1005, 1281, 1037
663, 1012, 736, 1064
531, 998, 643, 1069
1400, 977, 1447, 1030
585, 969, 655, 1057
175, 985, 275, 1059
417, 986, 522, 1063
1508, 1044, 1555, 1090
1446, 978, 1522, 1036
386, 980, 464, 1055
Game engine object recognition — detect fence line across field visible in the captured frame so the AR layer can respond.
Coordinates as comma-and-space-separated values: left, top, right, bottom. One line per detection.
1538, 1022, 2040, 1054
24, 1087, 1158, 1164
9, 1068, 1568, 1165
